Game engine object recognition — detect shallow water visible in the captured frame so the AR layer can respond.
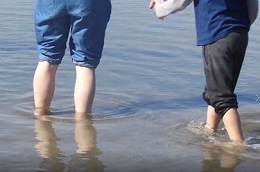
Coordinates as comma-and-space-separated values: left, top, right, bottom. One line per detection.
0, 0, 260, 171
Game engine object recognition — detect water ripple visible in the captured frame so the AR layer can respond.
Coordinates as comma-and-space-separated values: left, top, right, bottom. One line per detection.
12, 92, 140, 122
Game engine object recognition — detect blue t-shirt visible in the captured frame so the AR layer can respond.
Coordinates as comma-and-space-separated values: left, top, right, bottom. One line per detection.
194, 0, 250, 46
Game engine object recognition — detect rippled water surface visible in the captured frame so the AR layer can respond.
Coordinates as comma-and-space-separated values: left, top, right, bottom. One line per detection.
1, 0, 260, 171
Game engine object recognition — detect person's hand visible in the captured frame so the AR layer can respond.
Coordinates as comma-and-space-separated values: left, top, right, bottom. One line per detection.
149, 0, 164, 20
149, 0, 164, 9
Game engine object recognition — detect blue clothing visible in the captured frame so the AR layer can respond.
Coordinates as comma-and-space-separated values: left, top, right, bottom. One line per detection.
193, 0, 250, 46
34, 0, 111, 68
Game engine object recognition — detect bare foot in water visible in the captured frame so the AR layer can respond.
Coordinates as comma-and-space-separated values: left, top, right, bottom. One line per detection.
34, 107, 52, 120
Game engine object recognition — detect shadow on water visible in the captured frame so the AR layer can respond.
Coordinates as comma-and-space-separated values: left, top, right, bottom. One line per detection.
34, 117, 104, 172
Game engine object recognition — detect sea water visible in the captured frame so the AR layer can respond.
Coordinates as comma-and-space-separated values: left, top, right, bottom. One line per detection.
0, 0, 260, 171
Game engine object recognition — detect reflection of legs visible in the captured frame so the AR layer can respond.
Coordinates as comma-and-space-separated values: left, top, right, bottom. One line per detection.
34, 119, 59, 158
74, 66, 95, 115
34, 119, 65, 171
202, 147, 220, 172
69, 114, 104, 171
202, 146, 241, 171
33, 62, 58, 116
220, 154, 240, 169
74, 114, 97, 154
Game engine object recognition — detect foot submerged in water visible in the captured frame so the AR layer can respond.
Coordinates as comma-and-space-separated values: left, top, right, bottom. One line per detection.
34, 107, 52, 120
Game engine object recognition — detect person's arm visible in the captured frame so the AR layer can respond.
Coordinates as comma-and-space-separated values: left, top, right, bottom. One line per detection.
247, 0, 258, 25
149, 0, 193, 19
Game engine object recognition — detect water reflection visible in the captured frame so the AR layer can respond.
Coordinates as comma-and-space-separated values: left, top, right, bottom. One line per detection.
34, 119, 65, 171
202, 144, 242, 172
34, 114, 104, 171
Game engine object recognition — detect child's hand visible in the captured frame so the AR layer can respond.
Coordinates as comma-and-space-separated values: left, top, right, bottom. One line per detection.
149, 0, 164, 20
149, 0, 164, 9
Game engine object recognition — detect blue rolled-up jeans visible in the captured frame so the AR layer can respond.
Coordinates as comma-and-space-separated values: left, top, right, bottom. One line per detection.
34, 0, 111, 68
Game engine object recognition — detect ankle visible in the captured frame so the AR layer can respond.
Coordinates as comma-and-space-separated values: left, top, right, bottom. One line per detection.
34, 107, 52, 116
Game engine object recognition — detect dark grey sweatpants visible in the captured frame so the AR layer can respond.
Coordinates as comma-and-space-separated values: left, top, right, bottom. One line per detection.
202, 28, 249, 116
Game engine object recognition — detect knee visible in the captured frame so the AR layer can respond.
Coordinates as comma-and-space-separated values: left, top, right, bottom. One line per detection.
203, 92, 238, 117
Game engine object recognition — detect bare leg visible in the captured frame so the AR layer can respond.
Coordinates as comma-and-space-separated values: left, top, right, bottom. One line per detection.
33, 61, 58, 116
206, 106, 244, 142
222, 108, 244, 142
205, 105, 221, 131
74, 65, 95, 114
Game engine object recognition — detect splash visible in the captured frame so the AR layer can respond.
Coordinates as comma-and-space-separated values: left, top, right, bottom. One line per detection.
245, 137, 260, 150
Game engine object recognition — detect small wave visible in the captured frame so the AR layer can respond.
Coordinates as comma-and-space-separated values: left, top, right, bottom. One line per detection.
186, 120, 229, 144
245, 137, 260, 150
186, 120, 260, 162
